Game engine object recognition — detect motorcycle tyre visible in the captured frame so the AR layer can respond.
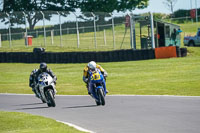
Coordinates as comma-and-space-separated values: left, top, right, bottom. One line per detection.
46, 90, 56, 107
98, 88, 105, 106
41, 98, 46, 103
95, 101, 101, 106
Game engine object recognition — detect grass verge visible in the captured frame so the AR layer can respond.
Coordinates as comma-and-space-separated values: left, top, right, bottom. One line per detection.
0, 111, 85, 133
0, 47, 199, 96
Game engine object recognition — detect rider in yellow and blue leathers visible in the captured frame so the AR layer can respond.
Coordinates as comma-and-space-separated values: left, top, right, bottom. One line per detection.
83, 61, 108, 94
89, 68, 107, 98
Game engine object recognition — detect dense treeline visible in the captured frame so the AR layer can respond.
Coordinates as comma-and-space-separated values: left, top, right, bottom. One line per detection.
173, 8, 200, 23
1, 0, 148, 30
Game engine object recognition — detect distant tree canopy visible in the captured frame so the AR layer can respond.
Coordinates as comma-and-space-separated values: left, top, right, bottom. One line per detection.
1, 0, 149, 30
163, 0, 178, 15
2, 0, 77, 12
79, 0, 148, 13
173, 8, 200, 18
1, 0, 77, 30
78, 0, 149, 22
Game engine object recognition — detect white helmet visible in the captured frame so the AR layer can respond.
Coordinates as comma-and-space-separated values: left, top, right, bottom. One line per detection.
88, 61, 96, 70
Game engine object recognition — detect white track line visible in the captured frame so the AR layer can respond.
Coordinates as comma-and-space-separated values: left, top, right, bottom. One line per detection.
56, 120, 95, 133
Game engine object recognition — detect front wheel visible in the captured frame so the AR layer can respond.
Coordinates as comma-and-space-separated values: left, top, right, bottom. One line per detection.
46, 90, 56, 107
98, 88, 105, 106
95, 101, 101, 106
41, 98, 46, 103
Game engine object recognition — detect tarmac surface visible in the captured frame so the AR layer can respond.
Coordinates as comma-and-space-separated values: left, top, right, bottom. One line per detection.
0, 94, 200, 133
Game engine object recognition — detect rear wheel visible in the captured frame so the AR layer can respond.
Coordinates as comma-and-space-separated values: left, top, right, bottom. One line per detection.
46, 90, 56, 107
98, 88, 105, 106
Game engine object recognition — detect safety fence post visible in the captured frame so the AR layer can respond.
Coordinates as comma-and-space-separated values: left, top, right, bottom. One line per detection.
150, 12, 155, 49
51, 30, 54, 45
6, 13, 12, 48
73, 12, 80, 48
111, 13, 116, 49
129, 14, 134, 49
57, 12, 63, 47
195, 0, 198, 23
104, 29, 107, 46
23, 12, 28, 47
40, 11, 46, 47
91, 12, 97, 49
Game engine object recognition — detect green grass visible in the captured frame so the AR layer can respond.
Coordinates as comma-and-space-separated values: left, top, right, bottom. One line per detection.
0, 47, 200, 96
0, 111, 84, 133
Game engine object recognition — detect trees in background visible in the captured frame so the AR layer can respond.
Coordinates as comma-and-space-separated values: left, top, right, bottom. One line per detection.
1, 0, 77, 30
0, 0, 149, 30
78, 0, 149, 22
163, 0, 178, 16
79, 0, 148, 13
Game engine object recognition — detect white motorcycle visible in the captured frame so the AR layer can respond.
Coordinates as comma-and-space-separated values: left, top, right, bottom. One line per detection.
34, 72, 56, 107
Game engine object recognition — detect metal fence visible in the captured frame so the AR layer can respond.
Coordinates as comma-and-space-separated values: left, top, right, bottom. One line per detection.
0, 11, 134, 51
0, 11, 199, 51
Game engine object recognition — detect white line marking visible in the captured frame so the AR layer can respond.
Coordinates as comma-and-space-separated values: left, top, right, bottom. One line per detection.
56, 120, 95, 133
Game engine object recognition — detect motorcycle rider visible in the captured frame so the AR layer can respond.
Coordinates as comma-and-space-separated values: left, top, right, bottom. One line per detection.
83, 61, 108, 95
29, 62, 57, 97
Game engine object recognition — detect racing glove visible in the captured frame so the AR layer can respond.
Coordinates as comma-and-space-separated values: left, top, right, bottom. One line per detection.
103, 71, 108, 77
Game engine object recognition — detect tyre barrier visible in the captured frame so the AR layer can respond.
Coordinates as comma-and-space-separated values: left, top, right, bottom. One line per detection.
180, 48, 187, 57
0, 49, 156, 63
0, 48, 186, 63
176, 46, 181, 57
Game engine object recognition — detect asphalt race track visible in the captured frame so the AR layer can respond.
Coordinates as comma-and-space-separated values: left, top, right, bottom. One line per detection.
0, 94, 200, 133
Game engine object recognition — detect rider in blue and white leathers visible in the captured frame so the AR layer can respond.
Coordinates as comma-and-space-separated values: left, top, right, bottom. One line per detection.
29, 63, 57, 97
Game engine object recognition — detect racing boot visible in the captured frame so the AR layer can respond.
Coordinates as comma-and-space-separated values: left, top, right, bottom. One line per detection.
86, 84, 91, 95
32, 88, 40, 98
87, 88, 91, 95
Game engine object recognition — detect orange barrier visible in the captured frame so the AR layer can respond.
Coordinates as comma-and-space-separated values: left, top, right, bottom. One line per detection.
155, 46, 177, 59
